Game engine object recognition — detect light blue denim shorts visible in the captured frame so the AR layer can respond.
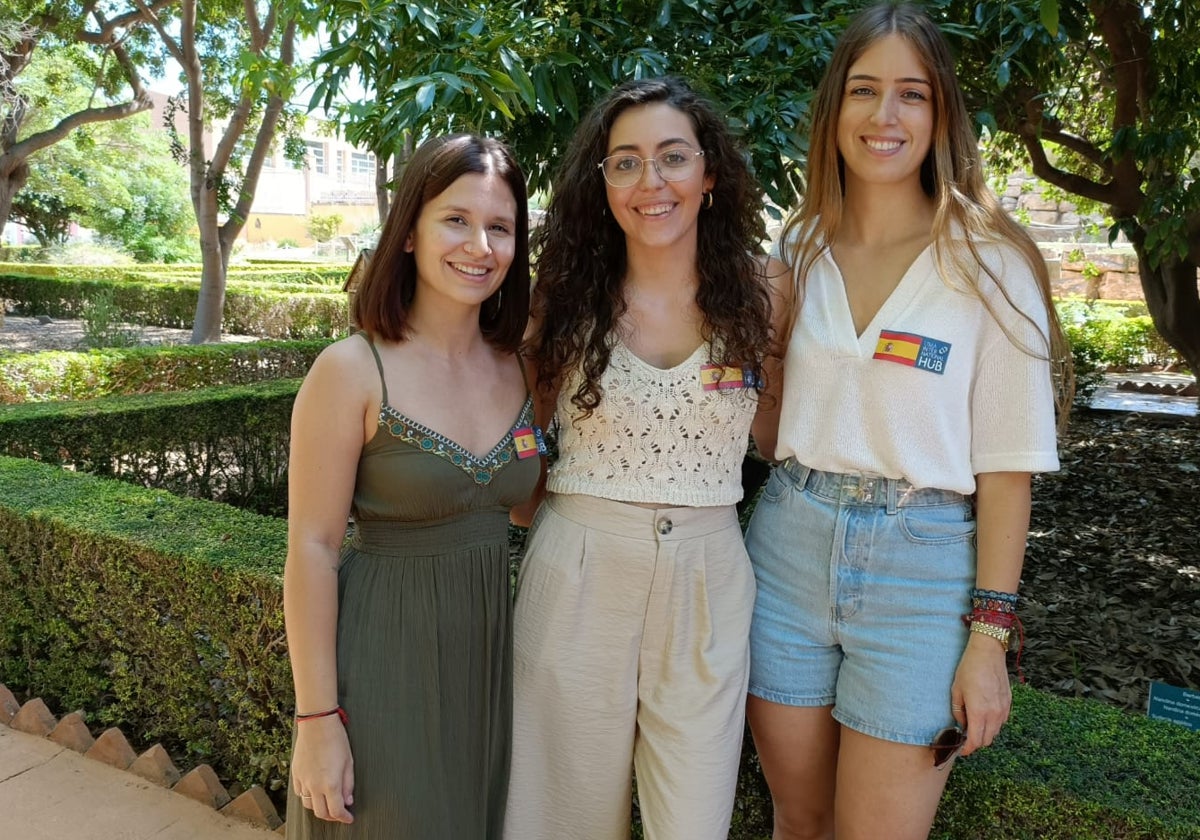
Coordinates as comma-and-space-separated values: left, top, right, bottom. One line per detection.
746, 458, 976, 746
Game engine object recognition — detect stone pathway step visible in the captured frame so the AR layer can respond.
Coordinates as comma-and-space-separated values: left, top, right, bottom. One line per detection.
0, 685, 283, 840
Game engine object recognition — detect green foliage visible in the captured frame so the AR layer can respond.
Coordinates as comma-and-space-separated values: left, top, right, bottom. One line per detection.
0, 271, 349, 339
0, 380, 300, 515
306, 0, 860, 206
0, 455, 291, 795
7, 48, 196, 262
1057, 299, 1185, 404
0, 339, 326, 404
79, 287, 144, 349
929, 684, 1200, 839
9, 190, 81, 247
306, 212, 343, 243
1057, 299, 1178, 404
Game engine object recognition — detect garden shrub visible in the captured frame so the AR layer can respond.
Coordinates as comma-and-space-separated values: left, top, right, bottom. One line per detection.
0, 272, 348, 338
0, 340, 326, 404
0, 380, 300, 515
1055, 298, 1187, 406
0, 455, 292, 796
2, 455, 1196, 832
0, 260, 349, 286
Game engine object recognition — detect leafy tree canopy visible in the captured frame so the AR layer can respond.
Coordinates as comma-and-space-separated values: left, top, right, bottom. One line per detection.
310, 0, 1198, 375
12, 45, 194, 260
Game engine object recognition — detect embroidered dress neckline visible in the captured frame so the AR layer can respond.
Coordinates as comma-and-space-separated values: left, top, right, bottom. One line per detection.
378, 394, 534, 485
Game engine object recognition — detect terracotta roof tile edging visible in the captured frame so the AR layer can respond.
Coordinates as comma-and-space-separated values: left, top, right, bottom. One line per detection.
0, 683, 286, 833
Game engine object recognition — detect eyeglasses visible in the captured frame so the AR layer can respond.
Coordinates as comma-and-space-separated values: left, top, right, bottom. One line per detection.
931, 726, 966, 770
597, 148, 705, 188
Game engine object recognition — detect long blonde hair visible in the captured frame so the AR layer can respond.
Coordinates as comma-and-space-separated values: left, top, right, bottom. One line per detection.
780, 1, 1073, 419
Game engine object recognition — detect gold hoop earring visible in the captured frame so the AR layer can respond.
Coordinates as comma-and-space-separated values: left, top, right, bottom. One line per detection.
703, 191, 713, 209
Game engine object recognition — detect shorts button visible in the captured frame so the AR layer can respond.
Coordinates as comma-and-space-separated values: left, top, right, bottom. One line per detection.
656, 517, 673, 535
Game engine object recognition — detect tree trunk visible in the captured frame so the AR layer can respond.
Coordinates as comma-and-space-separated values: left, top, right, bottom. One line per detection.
190, 187, 227, 344
1130, 227, 1200, 396
375, 152, 390, 224
0, 158, 29, 242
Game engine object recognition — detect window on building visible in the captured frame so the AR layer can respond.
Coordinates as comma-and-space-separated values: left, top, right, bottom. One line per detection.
350, 151, 376, 181
306, 140, 327, 174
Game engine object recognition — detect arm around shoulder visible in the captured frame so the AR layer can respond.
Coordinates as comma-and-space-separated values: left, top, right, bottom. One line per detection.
751, 255, 798, 462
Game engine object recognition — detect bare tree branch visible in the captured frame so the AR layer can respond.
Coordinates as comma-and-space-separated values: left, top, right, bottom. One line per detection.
77, 0, 176, 46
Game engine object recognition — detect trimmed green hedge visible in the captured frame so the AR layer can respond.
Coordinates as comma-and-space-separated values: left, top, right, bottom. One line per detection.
0, 380, 299, 515
0, 339, 326, 404
3, 454, 1197, 831
0, 456, 292, 795
0, 261, 350, 286
0, 273, 348, 338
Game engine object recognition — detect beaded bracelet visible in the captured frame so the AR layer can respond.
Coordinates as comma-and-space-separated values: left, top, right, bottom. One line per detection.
970, 588, 1019, 616
970, 587, 1018, 604
295, 705, 349, 725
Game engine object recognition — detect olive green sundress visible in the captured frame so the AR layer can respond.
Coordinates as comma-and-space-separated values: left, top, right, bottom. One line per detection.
287, 337, 539, 839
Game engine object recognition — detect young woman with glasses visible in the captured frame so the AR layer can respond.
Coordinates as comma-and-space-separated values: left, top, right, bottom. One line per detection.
503, 76, 778, 840
745, 4, 1071, 838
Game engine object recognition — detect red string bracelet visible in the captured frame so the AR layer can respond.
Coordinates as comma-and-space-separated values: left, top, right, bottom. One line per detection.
295, 706, 348, 725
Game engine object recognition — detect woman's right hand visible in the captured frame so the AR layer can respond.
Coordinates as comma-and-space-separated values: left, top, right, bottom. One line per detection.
291, 716, 355, 823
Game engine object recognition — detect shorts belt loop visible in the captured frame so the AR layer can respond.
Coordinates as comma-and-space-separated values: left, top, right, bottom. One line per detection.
796, 462, 814, 490
886, 479, 899, 515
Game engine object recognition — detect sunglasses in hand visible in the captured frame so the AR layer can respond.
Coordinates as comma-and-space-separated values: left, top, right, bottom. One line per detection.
931, 726, 966, 770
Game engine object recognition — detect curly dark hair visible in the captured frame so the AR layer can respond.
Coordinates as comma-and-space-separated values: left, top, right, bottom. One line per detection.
528, 76, 771, 416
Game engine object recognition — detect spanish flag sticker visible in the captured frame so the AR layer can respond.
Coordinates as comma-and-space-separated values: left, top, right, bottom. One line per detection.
700, 364, 754, 391
873, 330, 951, 374
512, 426, 547, 459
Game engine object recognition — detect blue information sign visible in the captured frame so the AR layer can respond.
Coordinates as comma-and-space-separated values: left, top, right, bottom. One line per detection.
1147, 681, 1200, 732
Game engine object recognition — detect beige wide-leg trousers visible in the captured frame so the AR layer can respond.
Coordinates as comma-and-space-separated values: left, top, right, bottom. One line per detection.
504, 492, 756, 840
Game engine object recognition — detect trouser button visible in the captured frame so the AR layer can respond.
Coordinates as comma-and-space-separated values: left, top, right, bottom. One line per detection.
656, 517, 673, 535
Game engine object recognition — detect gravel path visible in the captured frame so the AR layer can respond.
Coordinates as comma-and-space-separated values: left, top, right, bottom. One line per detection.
0, 316, 261, 353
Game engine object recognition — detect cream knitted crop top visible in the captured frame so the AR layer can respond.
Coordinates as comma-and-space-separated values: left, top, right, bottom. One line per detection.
546, 340, 758, 506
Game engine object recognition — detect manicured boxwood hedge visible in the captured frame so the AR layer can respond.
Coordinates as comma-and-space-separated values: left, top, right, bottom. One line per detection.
0, 379, 300, 515
0, 273, 346, 338
0, 260, 350, 285
0, 339, 326, 404
0, 456, 292, 796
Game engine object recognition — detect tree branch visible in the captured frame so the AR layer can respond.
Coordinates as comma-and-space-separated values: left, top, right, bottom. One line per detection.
224, 20, 297, 234
1036, 124, 1110, 174
128, 0, 185, 64
1090, 0, 1148, 216
244, 0, 266, 50
6, 95, 151, 162
77, 0, 176, 46
1016, 122, 1118, 206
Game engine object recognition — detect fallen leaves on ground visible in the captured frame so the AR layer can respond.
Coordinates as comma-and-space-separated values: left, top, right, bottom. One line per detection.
1023, 411, 1200, 711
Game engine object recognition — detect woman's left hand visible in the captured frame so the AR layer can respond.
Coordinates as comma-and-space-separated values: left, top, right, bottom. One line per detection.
949, 632, 1011, 756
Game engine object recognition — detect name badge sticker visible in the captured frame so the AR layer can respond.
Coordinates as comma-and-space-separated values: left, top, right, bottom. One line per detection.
873, 330, 952, 375
512, 425, 548, 459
